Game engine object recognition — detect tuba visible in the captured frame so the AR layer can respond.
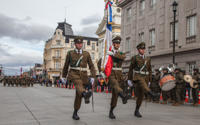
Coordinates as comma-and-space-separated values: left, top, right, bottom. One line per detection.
159, 66, 164, 78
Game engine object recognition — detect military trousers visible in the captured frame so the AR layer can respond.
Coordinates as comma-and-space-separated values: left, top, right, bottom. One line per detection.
171, 88, 176, 101
152, 87, 160, 101
192, 88, 199, 103
109, 78, 123, 107
94, 81, 98, 92
3, 82, 6, 86
72, 79, 86, 110
162, 91, 170, 101
180, 88, 185, 101
147, 86, 153, 100
175, 88, 182, 103
135, 78, 151, 106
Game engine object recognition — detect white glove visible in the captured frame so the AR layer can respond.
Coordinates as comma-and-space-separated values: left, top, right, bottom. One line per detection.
128, 80, 133, 87
100, 71, 106, 79
90, 78, 94, 85
148, 82, 151, 87
61, 78, 66, 84
107, 50, 114, 56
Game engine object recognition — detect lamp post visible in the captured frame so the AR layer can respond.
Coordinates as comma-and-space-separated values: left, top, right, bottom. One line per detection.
172, 1, 178, 64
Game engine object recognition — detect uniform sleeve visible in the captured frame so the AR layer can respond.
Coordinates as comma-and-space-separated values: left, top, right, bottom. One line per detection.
148, 58, 152, 83
97, 58, 102, 73
62, 52, 70, 78
197, 74, 200, 83
113, 53, 126, 61
128, 57, 135, 80
87, 52, 96, 78
179, 74, 185, 83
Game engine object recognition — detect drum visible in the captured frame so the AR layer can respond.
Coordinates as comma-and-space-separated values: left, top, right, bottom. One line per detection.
159, 75, 176, 91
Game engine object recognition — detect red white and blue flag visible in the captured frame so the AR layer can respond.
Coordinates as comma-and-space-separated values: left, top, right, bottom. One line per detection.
101, 1, 113, 82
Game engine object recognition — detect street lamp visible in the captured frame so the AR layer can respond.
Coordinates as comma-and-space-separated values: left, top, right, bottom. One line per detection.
172, 1, 178, 64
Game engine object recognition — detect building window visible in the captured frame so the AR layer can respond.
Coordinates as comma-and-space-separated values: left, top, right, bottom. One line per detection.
187, 62, 196, 75
83, 42, 86, 49
91, 53, 95, 60
171, 22, 179, 41
140, 0, 145, 16
56, 40, 61, 45
56, 61, 60, 69
56, 50, 59, 57
187, 15, 196, 36
126, 38, 130, 51
139, 33, 144, 43
150, 0, 156, 10
71, 41, 74, 48
127, 8, 131, 22
150, 29, 155, 46
92, 43, 95, 50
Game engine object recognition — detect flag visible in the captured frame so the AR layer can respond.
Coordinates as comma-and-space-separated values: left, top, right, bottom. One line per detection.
101, 1, 113, 82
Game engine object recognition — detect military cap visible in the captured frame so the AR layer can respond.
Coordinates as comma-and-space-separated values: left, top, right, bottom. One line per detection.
112, 35, 121, 43
180, 70, 185, 73
137, 42, 146, 49
163, 68, 168, 71
175, 68, 181, 71
74, 36, 83, 43
193, 68, 199, 72
155, 69, 159, 71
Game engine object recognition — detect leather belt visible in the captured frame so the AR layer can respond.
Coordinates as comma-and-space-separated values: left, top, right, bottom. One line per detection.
70, 67, 87, 71
112, 68, 122, 70
135, 71, 149, 75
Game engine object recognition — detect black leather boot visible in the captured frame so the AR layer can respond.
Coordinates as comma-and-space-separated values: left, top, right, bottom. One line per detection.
82, 91, 92, 104
109, 107, 116, 119
148, 91, 160, 102
72, 109, 80, 120
134, 105, 142, 117
118, 92, 132, 104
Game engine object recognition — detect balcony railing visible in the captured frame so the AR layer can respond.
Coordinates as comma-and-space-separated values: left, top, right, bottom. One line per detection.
169, 40, 178, 48
186, 35, 196, 44
53, 56, 61, 60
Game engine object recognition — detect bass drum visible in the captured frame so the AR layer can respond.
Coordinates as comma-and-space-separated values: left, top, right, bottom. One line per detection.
159, 75, 176, 91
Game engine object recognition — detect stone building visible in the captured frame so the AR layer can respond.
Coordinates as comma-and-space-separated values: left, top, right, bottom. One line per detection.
96, 0, 122, 60
43, 20, 99, 81
118, 0, 200, 75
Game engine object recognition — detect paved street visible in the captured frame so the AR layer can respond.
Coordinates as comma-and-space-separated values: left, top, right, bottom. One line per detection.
0, 83, 199, 125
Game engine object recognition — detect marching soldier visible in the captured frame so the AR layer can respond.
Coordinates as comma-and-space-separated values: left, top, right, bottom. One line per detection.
11, 76, 15, 87
180, 70, 186, 104
62, 36, 95, 120
160, 68, 170, 104
22, 76, 26, 88
128, 42, 160, 117
152, 69, 161, 103
8, 76, 11, 87
15, 76, 19, 87
172, 68, 185, 106
98, 36, 132, 119
190, 68, 200, 106
3, 76, 7, 87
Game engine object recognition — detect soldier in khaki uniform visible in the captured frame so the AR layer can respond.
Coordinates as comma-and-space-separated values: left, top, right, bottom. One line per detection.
11, 76, 15, 87
179, 70, 186, 104
15, 76, 19, 87
152, 69, 161, 103
172, 68, 185, 106
128, 42, 160, 117
98, 36, 132, 119
22, 76, 26, 88
8, 76, 11, 87
3, 76, 7, 87
190, 68, 200, 106
62, 36, 95, 120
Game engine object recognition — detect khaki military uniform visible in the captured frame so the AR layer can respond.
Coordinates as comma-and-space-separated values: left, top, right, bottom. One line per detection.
132, 82, 139, 100
11, 77, 15, 86
8, 77, 12, 86
128, 54, 152, 106
152, 73, 161, 102
3, 77, 8, 86
15, 77, 19, 87
174, 72, 185, 104
192, 73, 200, 104
98, 50, 126, 107
62, 49, 95, 110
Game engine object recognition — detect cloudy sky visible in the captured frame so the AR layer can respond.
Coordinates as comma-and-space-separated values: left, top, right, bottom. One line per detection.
0, 0, 105, 75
